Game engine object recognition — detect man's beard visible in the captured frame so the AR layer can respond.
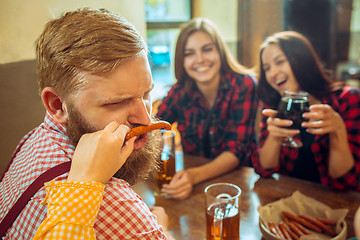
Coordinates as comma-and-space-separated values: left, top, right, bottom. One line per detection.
66, 105, 161, 185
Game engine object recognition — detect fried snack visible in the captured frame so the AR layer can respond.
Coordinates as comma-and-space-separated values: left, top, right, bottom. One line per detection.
313, 216, 336, 226
286, 220, 306, 237
268, 221, 285, 239
283, 211, 322, 233
278, 221, 294, 240
300, 215, 337, 237
291, 221, 311, 235
125, 121, 172, 140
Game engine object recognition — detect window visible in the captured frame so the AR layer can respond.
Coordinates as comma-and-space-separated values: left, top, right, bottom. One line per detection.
145, 0, 192, 101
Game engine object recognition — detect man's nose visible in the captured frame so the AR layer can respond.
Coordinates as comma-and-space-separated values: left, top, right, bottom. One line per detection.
129, 98, 151, 126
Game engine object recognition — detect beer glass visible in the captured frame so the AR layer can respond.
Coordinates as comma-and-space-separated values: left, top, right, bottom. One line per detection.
154, 129, 176, 198
205, 183, 241, 240
276, 91, 309, 148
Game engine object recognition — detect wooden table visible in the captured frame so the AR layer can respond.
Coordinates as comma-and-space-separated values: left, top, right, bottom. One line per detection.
133, 153, 360, 239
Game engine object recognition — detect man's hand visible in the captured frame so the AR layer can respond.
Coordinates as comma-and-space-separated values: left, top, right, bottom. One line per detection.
68, 121, 135, 184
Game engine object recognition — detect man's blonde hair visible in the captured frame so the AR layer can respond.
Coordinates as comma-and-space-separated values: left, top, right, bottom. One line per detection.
36, 8, 147, 98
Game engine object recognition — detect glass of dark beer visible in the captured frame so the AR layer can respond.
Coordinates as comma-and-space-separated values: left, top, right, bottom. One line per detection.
277, 91, 309, 148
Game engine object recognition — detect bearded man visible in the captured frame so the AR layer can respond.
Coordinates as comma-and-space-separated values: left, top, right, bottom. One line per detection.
0, 8, 172, 239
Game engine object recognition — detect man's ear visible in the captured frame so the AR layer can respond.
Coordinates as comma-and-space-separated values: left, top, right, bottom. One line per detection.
41, 87, 68, 124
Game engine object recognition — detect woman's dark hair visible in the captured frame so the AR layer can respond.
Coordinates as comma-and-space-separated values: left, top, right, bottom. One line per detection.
257, 31, 338, 107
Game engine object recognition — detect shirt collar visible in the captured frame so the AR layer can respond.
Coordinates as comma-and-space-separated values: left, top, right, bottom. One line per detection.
43, 112, 75, 151
44, 112, 67, 134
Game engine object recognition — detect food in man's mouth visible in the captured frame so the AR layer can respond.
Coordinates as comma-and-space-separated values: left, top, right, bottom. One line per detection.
125, 121, 171, 140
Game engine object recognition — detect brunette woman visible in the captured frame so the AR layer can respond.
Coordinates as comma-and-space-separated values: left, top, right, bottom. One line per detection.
252, 31, 360, 191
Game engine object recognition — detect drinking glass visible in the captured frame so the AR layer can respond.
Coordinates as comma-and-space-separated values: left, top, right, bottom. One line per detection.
276, 91, 309, 148
154, 129, 176, 198
205, 183, 241, 240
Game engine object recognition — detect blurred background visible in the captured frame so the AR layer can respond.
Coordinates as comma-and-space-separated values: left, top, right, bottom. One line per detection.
0, 0, 359, 174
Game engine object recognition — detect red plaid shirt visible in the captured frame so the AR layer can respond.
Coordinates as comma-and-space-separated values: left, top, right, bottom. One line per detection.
156, 72, 258, 166
252, 86, 360, 191
0, 113, 168, 239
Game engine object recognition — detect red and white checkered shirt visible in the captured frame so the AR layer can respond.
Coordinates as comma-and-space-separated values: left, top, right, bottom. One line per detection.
0, 113, 168, 239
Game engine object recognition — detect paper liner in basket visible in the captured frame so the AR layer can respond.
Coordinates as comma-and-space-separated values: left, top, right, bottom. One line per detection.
258, 191, 348, 240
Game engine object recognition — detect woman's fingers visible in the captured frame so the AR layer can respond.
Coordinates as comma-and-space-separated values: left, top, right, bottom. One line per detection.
264, 110, 299, 138
162, 170, 193, 200
262, 109, 278, 117
302, 104, 345, 135
168, 170, 184, 183
163, 185, 192, 200
268, 117, 294, 128
263, 108, 295, 128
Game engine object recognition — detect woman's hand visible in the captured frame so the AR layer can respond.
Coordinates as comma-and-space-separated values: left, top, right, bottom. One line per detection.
302, 104, 354, 178
161, 169, 194, 200
355, 207, 360, 239
149, 206, 169, 230
302, 104, 346, 135
149, 206, 175, 239
262, 109, 300, 143
68, 121, 135, 184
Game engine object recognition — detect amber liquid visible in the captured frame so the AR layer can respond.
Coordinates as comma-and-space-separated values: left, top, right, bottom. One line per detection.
206, 203, 240, 240
277, 96, 309, 129
155, 152, 176, 188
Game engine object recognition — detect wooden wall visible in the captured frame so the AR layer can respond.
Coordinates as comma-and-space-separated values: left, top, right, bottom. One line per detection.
0, 60, 45, 174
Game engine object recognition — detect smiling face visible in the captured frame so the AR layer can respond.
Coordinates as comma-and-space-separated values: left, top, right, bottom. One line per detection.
183, 31, 221, 86
261, 44, 300, 95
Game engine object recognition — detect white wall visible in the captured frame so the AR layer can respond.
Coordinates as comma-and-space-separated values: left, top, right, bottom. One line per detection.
349, 0, 360, 63
193, 0, 237, 43
193, 0, 282, 68
350, 0, 360, 32
193, 0, 238, 61
0, 0, 146, 64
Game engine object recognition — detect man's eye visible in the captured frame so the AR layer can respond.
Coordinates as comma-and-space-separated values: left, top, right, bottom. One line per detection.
104, 100, 127, 106
104, 102, 119, 106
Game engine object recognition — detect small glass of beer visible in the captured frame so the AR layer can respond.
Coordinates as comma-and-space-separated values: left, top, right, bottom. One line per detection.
205, 183, 241, 240
154, 129, 176, 198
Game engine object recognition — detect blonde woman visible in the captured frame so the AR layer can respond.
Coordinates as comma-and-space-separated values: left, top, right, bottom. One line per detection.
156, 18, 258, 200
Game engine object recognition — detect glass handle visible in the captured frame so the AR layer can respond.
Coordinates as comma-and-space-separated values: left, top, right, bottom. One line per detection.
213, 207, 224, 240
